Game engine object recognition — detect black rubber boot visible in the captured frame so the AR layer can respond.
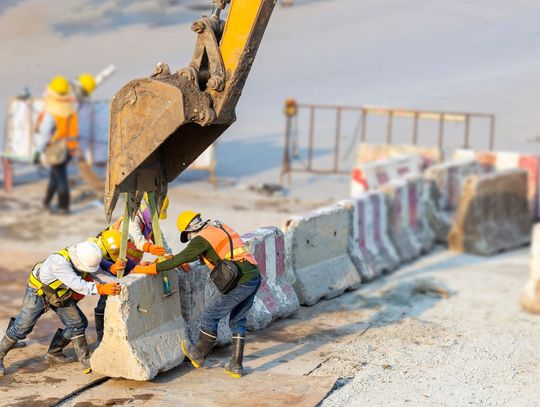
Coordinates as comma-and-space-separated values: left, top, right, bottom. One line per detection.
8, 318, 26, 349
72, 334, 92, 374
45, 329, 73, 364
94, 311, 104, 345
224, 334, 245, 378
0, 335, 17, 376
181, 329, 216, 369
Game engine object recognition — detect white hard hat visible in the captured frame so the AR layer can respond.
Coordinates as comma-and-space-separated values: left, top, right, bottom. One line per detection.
67, 241, 102, 273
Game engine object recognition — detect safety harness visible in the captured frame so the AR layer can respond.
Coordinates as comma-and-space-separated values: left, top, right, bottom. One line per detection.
28, 249, 87, 305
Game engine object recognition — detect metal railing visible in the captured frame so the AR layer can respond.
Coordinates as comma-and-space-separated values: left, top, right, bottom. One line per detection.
280, 100, 496, 183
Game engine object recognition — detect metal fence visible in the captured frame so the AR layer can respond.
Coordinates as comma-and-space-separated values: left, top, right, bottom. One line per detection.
280, 100, 496, 183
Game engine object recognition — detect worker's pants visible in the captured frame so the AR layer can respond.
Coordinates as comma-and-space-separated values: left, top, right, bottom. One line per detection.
44, 158, 70, 211
201, 274, 261, 336
6, 286, 88, 341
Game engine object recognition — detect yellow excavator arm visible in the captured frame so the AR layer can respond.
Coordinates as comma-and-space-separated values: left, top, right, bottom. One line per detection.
104, 0, 276, 222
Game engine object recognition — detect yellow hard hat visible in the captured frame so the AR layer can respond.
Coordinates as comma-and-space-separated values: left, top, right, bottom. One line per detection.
99, 229, 121, 262
177, 210, 201, 243
160, 196, 169, 220
49, 76, 70, 95
78, 73, 96, 94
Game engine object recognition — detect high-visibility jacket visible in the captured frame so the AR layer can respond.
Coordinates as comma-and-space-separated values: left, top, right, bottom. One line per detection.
28, 249, 89, 301
197, 224, 256, 269
37, 111, 79, 151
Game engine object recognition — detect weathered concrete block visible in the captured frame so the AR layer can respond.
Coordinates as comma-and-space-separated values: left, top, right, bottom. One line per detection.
177, 264, 232, 346
448, 169, 532, 255
90, 272, 188, 381
243, 227, 300, 330
521, 224, 540, 313
339, 192, 400, 282
424, 159, 484, 243
380, 179, 423, 262
357, 143, 442, 169
285, 205, 362, 305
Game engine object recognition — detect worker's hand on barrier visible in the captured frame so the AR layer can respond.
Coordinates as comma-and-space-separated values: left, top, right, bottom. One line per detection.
143, 242, 166, 256
132, 263, 158, 275
96, 282, 121, 296
110, 259, 126, 276
180, 263, 191, 273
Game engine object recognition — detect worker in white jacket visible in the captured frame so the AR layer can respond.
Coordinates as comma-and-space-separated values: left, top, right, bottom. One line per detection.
0, 241, 121, 376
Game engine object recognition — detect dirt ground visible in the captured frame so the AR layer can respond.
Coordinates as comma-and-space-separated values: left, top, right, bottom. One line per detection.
0, 178, 539, 406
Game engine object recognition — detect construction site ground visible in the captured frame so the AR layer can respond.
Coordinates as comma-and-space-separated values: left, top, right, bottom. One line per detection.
1, 178, 539, 407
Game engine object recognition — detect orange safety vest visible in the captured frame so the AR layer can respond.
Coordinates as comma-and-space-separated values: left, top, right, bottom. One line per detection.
51, 113, 79, 151
37, 111, 79, 151
197, 224, 256, 270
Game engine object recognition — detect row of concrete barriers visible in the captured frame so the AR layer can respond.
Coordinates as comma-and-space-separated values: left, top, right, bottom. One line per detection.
90, 145, 534, 380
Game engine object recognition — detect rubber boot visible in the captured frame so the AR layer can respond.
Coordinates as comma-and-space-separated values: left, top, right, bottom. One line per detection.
45, 329, 74, 364
94, 311, 104, 345
224, 334, 245, 378
181, 329, 216, 369
72, 334, 92, 374
0, 335, 17, 376
8, 318, 26, 349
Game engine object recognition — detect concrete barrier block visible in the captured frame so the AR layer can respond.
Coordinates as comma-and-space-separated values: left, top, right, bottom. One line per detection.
424, 159, 484, 243
380, 179, 423, 262
91, 272, 188, 381
521, 224, 540, 313
357, 143, 442, 169
285, 205, 362, 305
339, 192, 400, 281
351, 154, 422, 197
177, 264, 232, 346
454, 149, 540, 220
448, 169, 532, 255
243, 227, 300, 330
407, 176, 436, 253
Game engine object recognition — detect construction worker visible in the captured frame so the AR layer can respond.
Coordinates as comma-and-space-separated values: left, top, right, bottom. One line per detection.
111, 194, 171, 264
0, 241, 121, 376
35, 76, 79, 214
133, 211, 261, 378
73, 73, 97, 101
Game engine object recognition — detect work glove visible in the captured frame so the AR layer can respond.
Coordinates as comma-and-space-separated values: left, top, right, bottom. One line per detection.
132, 263, 158, 275
32, 151, 41, 165
96, 282, 121, 296
110, 259, 126, 276
143, 242, 166, 256
164, 253, 174, 260
180, 263, 191, 273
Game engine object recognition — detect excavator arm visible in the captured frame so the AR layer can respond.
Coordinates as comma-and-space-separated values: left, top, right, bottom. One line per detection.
104, 0, 276, 222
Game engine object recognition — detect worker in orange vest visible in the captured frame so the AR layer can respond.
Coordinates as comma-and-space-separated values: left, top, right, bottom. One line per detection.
133, 211, 261, 378
35, 76, 79, 215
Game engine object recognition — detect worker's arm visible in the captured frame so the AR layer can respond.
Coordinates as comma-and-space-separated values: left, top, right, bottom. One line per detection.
51, 255, 99, 296
127, 215, 148, 251
35, 113, 55, 152
157, 236, 211, 272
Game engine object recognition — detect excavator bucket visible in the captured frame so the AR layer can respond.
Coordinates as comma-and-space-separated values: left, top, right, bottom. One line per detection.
104, 0, 276, 222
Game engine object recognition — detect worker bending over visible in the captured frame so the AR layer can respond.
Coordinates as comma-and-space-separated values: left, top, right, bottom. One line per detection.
133, 211, 261, 378
111, 194, 171, 263
0, 241, 121, 376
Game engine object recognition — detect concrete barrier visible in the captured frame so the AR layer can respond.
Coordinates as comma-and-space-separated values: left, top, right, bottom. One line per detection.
91, 272, 188, 381
243, 227, 300, 330
177, 264, 232, 346
454, 149, 540, 219
380, 178, 425, 262
357, 143, 442, 169
423, 159, 484, 243
521, 224, 540, 314
339, 191, 401, 281
285, 205, 362, 305
351, 154, 422, 197
448, 169, 532, 255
